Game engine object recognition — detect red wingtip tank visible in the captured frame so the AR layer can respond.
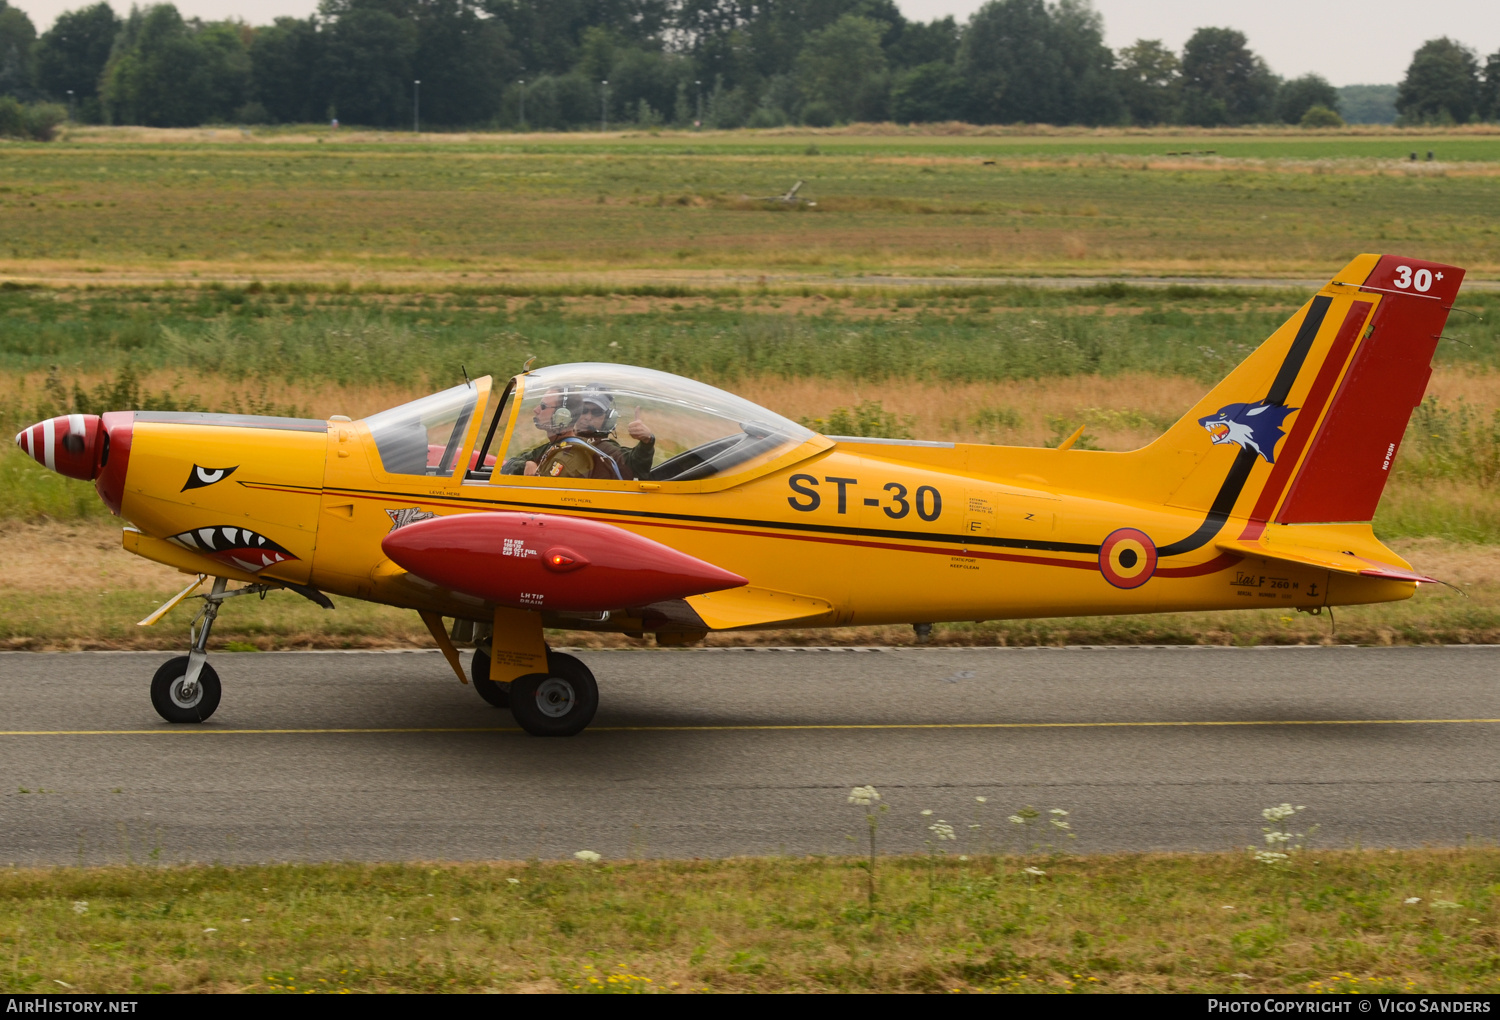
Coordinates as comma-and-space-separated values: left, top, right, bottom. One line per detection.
381, 512, 748, 613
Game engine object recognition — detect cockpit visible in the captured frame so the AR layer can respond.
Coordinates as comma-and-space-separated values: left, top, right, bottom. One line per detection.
361, 363, 819, 486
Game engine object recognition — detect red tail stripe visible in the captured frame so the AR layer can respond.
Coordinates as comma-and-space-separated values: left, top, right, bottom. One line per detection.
1238, 300, 1373, 539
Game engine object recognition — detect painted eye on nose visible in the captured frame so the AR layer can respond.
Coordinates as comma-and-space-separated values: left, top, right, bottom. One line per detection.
182, 464, 238, 492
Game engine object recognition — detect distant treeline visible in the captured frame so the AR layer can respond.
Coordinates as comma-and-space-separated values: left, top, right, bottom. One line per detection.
0, 0, 1497, 132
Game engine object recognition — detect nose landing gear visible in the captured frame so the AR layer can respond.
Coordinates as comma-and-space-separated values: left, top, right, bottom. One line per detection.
148, 576, 307, 724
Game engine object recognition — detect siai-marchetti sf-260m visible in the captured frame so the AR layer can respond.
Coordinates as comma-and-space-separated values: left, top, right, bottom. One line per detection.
16, 254, 1463, 736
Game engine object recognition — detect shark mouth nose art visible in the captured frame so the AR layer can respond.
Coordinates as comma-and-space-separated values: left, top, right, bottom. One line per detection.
165, 526, 298, 574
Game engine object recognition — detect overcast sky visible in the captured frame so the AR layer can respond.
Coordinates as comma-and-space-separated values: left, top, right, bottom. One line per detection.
8, 0, 1498, 87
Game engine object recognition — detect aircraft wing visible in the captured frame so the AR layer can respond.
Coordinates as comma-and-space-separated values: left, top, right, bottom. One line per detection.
1215, 537, 1437, 584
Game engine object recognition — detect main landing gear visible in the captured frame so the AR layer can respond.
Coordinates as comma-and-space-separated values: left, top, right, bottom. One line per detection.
471, 644, 599, 737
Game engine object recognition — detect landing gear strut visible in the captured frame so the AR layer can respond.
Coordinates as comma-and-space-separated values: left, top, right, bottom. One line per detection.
149, 576, 279, 724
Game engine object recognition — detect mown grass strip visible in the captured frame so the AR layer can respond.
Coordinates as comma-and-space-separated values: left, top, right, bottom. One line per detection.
3, 850, 1498, 993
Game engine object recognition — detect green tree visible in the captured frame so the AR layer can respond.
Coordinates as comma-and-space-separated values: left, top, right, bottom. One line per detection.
485, 0, 669, 78
411, 0, 515, 125
1275, 73, 1338, 124
794, 13, 889, 123
249, 16, 323, 123
1116, 38, 1179, 125
0, 1, 37, 99
1481, 51, 1500, 121
885, 15, 957, 68
891, 60, 963, 122
1397, 37, 1480, 123
34, 2, 120, 119
320, 3, 417, 125
1179, 26, 1277, 125
1337, 83, 1397, 124
957, 0, 1121, 125
99, 5, 251, 126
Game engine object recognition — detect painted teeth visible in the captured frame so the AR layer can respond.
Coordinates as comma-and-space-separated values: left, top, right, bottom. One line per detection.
167, 526, 292, 557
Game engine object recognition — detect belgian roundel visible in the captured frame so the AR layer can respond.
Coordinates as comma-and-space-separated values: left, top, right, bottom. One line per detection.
1098, 528, 1157, 590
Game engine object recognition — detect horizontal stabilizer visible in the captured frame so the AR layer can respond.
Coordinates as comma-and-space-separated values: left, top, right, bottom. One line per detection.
1215, 538, 1436, 584
686, 586, 834, 630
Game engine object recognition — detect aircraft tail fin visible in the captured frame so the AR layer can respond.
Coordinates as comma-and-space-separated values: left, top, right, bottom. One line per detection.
1143, 254, 1463, 544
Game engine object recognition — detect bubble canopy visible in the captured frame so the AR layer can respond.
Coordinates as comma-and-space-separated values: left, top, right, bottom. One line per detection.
485, 363, 817, 484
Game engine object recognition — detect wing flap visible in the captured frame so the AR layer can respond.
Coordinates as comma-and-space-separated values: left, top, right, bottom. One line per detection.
686, 586, 834, 630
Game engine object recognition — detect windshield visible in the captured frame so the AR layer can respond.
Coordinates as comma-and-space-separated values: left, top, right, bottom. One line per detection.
499, 364, 814, 483
364, 382, 479, 476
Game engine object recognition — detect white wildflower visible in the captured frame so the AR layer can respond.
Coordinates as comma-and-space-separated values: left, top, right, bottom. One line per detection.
573, 850, 602, 863
1221, 905, 1236, 910
240, 918, 250, 923
1254, 850, 1289, 866
958, 855, 969, 861
71, 901, 88, 915
975, 797, 987, 804
1008, 815, 1026, 825
847, 785, 880, 807
1404, 897, 1422, 905
1432, 900, 1461, 910
1049, 808, 1068, 816
450, 917, 461, 922
920, 809, 933, 816
202, 928, 217, 933
1262, 803, 1303, 823
507, 878, 521, 885
1022, 866, 1046, 877
929, 821, 956, 842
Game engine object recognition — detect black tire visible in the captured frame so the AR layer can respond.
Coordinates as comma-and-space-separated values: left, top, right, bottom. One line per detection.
470, 649, 511, 709
510, 652, 598, 737
150, 655, 221, 724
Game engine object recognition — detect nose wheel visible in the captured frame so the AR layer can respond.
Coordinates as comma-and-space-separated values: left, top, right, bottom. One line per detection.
151, 656, 222, 723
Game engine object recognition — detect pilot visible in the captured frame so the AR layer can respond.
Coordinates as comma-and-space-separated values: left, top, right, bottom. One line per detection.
501, 387, 570, 475
574, 386, 656, 480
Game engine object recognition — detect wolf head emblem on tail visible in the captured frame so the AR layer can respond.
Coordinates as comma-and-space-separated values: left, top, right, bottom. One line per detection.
1197, 401, 1297, 464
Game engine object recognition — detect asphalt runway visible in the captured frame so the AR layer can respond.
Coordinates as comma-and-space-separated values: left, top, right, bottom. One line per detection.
2, 647, 1498, 865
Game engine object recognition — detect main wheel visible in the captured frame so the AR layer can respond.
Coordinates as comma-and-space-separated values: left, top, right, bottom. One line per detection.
469, 649, 511, 708
510, 652, 598, 737
150, 656, 221, 724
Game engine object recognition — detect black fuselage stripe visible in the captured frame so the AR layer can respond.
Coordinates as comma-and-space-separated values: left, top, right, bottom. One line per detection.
1157, 295, 1334, 557
298, 482, 1104, 555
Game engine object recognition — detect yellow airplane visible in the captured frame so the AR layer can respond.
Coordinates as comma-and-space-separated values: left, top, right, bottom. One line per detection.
16, 253, 1463, 736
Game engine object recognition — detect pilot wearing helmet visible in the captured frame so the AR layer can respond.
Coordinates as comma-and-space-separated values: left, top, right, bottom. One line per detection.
534, 385, 656, 480
501, 386, 572, 475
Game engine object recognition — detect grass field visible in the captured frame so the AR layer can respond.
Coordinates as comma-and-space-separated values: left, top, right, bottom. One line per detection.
2, 126, 1497, 282
3, 849, 1498, 993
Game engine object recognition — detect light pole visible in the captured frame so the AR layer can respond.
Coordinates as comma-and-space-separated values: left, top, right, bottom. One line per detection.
518, 79, 525, 129
695, 79, 702, 128
413, 80, 420, 134
600, 80, 608, 133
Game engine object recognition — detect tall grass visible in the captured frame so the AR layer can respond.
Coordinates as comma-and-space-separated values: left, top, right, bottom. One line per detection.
3, 287, 1497, 386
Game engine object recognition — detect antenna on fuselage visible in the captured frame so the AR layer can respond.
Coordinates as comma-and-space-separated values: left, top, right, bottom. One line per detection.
461, 364, 472, 388
523, 356, 537, 373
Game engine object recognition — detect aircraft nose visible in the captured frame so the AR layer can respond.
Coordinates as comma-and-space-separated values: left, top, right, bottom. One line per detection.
15, 414, 106, 480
